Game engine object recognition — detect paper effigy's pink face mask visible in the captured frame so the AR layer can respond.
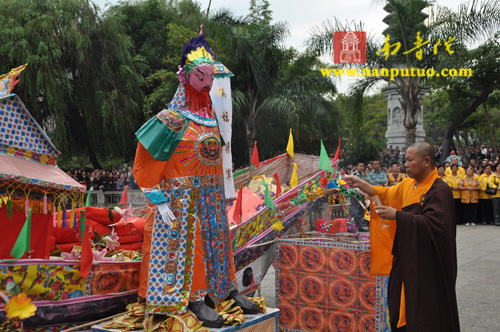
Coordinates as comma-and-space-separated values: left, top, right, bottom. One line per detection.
188, 65, 214, 92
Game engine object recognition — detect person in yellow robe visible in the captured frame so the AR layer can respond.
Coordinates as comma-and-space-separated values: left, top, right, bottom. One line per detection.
478, 164, 493, 225
459, 164, 479, 225
387, 163, 407, 186
446, 164, 463, 225
445, 157, 465, 177
489, 163, 500, 226
345, 142, 460, 332
437, 164, 446, 180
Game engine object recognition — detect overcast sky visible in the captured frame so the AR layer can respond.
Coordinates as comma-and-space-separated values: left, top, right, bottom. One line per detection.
94, 0, 480, 92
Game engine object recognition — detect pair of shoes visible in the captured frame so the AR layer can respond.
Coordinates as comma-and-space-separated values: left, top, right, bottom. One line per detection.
188, 300, 223, 328
465, 223, 470, 225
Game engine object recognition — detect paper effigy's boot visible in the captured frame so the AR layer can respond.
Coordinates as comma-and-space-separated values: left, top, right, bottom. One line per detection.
205, 289, 258, 315
226, 290, 259, 314
188, 300, 224, 328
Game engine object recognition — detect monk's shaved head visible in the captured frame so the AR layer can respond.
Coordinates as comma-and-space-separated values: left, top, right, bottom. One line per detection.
408, 142, 435, 166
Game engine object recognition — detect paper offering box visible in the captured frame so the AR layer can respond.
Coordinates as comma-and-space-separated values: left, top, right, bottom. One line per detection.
92, 308, 279, 332
276, 233, 390, 332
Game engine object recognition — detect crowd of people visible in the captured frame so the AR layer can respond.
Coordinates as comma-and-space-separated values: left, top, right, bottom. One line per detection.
343, 144, 500, 227
66, 167, 139, 191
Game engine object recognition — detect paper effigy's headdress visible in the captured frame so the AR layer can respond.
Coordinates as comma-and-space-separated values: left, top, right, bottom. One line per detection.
177, 26, 214, 84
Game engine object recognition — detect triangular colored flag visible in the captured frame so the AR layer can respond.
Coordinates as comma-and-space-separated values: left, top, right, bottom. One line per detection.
80, 209, 87, 243
80, 210, 93, 278
332, 139, 341, 168
273, 172, 282, 197
232, 185, 243, 225
118, 185, 128, 206
262, 181, 275, 212
286, 129, 294, 159
85, 187, 92, 207
251, 141, 260, 168
10, 208, 31, 259
319, 140, 334, 174
290, 163, 298, 189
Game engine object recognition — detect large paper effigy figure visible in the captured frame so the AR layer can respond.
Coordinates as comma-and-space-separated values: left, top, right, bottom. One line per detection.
133, 29, 257, 327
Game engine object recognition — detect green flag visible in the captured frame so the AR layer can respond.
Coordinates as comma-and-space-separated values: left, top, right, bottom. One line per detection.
262, 181, 275, 212
85, 187, 92, 207
10, 208, 31, 259
80, 210, 87, 243
319, 140, 334, 174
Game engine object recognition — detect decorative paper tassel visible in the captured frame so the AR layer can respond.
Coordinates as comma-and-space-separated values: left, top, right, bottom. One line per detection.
7, 199, 13, 218
25, 199, 30, 218
43, 196, 48, 215
57, 205, 62, 228
53, 206, 57, 228
73, 210, 78, 231
62, 210, 67, 228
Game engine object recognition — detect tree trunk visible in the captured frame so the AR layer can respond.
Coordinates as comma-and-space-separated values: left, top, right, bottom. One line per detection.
483, 103, 498, 160
405, 126, 416, 147
398, 77, 421, 148
441, 126, 454, 163
440, 86, 491, 163
88, 144, 102, 169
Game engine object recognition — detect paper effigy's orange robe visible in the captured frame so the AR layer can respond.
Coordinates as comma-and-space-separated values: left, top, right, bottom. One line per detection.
133, 105, 236, 315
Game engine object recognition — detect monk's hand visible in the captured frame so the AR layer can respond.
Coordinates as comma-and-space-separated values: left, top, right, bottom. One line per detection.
374, 205, 397, 220
344, 175, 360, 188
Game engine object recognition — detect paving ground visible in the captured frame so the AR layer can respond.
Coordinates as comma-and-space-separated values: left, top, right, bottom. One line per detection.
260, 224, 500, 331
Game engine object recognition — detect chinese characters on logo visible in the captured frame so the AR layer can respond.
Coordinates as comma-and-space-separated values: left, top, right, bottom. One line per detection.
376, 31, 456, 60
333, 31, 456, 63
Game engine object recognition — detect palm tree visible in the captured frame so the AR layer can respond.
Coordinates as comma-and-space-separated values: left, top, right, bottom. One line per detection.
216, 1, 340, 163
308, 0, 500, 147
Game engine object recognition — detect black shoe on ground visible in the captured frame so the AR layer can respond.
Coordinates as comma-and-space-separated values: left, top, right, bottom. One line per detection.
188, 300, 223, 328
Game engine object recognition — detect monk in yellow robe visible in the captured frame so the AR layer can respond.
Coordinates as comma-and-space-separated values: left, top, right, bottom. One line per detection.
345, 142, 460, 332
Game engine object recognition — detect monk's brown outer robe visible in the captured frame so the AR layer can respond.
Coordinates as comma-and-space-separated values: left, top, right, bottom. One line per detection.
390, 178, 460, 331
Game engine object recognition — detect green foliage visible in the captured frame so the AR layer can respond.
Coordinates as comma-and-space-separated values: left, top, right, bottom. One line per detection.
0, 0, 146, 168
335, 92, 386, 164
381, 0, 430, 65
308, 0, 500, 147
143, 23, 200, 117
109, 0, 174, 75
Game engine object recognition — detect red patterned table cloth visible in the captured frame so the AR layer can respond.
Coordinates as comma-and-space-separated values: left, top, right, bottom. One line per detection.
276, 234, 390, 332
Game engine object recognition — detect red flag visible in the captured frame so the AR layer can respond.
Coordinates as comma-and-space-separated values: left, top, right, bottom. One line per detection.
80, 212, 93, 278
232, 185, 243, 225
118, 185, 128, 206
273, 172, 282, 197
251, 141, 260, 168
332, 139, 341, 168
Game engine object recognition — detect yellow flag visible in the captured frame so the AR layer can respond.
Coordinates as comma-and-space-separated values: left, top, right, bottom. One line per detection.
286, 129, 294, 159
290, 162, 298, 188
